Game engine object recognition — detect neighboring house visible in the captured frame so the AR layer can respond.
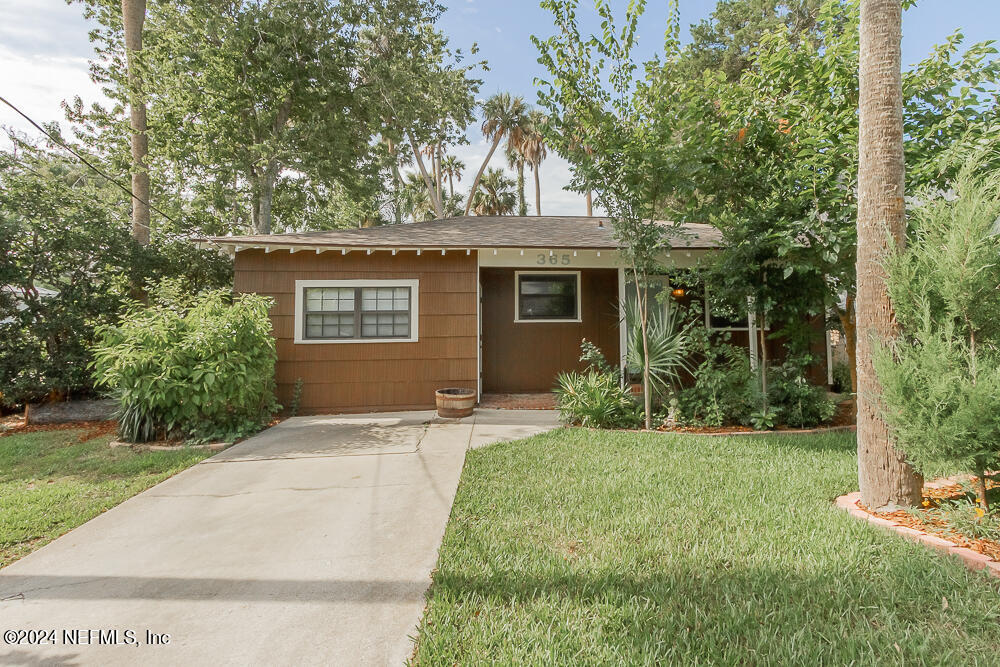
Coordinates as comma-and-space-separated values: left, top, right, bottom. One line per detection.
199, 216, 829, 414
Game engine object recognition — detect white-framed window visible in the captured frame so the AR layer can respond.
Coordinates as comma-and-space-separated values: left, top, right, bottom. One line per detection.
293, 279, 419, 344
514, 271, 582, 323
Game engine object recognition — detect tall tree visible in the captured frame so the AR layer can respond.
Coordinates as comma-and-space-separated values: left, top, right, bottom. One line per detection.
536, 0, 691, 429
121, 0, 149, 244
682, 0, 824, 81
440, 155, 464, 198
521, 110, 549, 215
856, 0, 921, 508
506, 146, 528, 216
362, 14, 481, 221
465, 93, 527, 215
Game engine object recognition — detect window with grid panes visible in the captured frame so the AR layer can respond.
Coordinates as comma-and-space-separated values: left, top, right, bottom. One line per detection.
302, 285, 412, 340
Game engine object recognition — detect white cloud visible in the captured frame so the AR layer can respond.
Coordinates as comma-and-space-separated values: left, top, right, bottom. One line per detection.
0, 1, 106, 141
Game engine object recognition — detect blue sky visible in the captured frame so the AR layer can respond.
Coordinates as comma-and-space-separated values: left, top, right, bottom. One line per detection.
2, 0, 998, 216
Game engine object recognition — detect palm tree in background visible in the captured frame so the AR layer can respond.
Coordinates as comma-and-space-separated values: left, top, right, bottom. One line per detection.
401, 172, 435, 222
520, 110, 548, 216
465, 93, 528, 215
506, 146, 528, 216
440, 155, 465, 199
471, 167, 517, 215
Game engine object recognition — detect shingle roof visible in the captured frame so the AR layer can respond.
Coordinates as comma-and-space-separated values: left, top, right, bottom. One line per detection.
200, 216, 723, 250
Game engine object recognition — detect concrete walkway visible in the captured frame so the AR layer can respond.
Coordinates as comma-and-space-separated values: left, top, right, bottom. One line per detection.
0, 409, 558, 666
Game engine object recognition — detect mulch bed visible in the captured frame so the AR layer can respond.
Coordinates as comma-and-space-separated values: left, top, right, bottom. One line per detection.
0, 416, 117, 442
858, 475, 1000, 562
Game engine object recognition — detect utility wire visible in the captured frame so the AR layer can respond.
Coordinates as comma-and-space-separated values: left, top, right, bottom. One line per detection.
1, 94, 172, 231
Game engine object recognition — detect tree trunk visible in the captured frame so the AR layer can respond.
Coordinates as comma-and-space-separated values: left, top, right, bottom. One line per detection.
516, 161, 527, 216
122, 0, 150, 245
534, 163, 542, 215
838, 294, 858, 393
856, 0, 922, 510
586, 189, 593, 216
253, 164, 279, 234
434, 143, 443, 205
448, 173, 454, 199
465, 135, 503, 216
406, 130, 443, 218
391, 159, 403, 225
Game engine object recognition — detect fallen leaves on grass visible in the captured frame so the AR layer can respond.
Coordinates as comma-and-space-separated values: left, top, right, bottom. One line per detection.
0, 417, 118, 440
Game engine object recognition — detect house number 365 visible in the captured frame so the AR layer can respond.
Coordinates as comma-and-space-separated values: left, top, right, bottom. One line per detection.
537, 253, 571, 265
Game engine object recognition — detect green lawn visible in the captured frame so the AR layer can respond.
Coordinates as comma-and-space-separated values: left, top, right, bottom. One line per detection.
413, 429, 1000, 664
0, 428, 211, 568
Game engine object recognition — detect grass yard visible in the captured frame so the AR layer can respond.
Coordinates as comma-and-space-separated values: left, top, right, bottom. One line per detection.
413, 429, 1000, 664
0, 427, 211, 568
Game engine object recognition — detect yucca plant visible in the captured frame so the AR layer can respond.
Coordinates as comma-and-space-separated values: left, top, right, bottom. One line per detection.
626, 298, 692, 402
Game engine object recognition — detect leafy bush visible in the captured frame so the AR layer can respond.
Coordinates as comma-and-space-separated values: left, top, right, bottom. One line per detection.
767, 356, 837, 428
91, 281, 279, 443
674, 328, 755, 427
579, 338, 620, 378
0, 147, 231, 408
554, 370, 641, 429
831, 361, 852, 394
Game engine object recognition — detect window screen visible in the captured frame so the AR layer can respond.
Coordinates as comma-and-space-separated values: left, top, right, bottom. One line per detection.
303, 286, 411, 340
517, 273, 578, 320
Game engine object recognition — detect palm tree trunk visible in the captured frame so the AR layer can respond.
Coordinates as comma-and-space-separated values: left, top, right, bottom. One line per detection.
465, 136, 503, 215
534, 163, 542, 215
122, 0, 150, 245
586, 189, 593, 216
516, 162, 526, 216
856, 0, 922, 510
448, 173, 454, 199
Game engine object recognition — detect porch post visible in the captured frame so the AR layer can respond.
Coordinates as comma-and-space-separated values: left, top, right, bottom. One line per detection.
618, 267, 627, 387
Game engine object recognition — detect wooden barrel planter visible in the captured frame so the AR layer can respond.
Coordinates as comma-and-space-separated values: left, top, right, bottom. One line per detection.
435, 388, 476, 418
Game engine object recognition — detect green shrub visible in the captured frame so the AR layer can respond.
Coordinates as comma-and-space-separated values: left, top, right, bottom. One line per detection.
767, 357, 837, 428
91, 280, 279, 443
0, 147, 231, 408
874, 170, 1000, 511
674, 328, 755, 427
831, 361, 852, 394
579, 338, 619, 378
554, 370, 641, 429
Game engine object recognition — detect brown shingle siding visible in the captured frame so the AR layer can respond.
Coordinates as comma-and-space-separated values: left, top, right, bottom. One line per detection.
235, 249, 477, 413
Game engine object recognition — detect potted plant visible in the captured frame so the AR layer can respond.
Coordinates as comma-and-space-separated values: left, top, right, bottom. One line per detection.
435, 388, 476, 418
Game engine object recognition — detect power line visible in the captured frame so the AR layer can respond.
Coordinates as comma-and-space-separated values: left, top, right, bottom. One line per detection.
0, 94, 174, 231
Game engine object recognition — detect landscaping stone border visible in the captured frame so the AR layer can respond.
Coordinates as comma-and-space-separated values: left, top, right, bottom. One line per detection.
109, 440, 230, 452
835, 491, 1000, 578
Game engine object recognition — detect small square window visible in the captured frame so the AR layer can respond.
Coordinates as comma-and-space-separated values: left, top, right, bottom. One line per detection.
517, 273, 579, 321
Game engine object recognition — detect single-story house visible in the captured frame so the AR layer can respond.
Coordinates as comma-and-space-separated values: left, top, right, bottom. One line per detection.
199, 215, 831, 414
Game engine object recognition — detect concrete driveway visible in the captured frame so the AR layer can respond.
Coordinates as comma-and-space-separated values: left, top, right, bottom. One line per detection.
0, 409, 558, 666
